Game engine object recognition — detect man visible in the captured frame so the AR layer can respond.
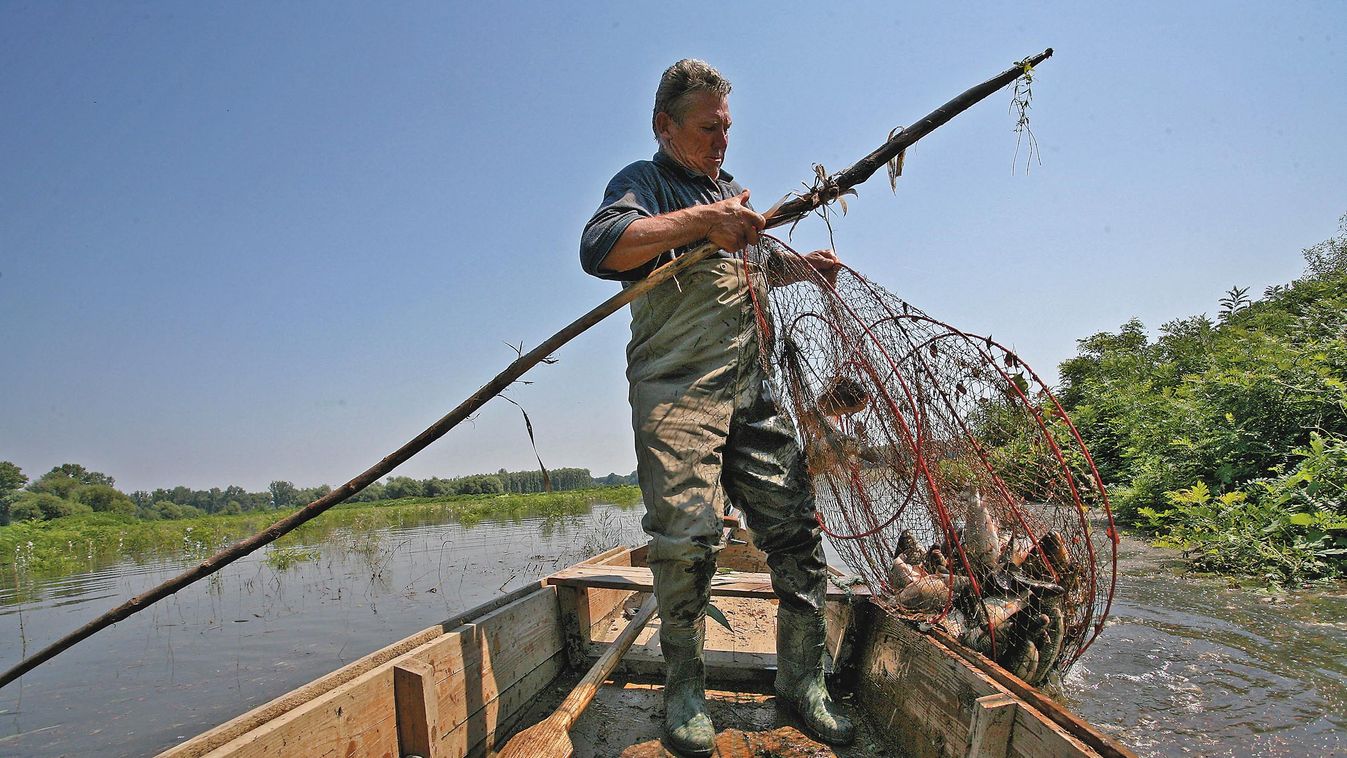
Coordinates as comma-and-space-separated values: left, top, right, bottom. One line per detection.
580, 60, 854, 755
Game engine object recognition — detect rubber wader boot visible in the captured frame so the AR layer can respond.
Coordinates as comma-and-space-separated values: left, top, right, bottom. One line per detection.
661, 620, 715, 756
775, 605, 856, 745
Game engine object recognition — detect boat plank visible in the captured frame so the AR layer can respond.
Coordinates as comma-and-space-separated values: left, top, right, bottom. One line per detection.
188, 586, 564, 758
856, 610, 1103, 758
199, 664, 400, 758
155, 593, 512, 758
449, 651, 564, 758
930, 629, 1136, 758
418, 587, 564, 737
966, 693, 1016, 758
394, 659, 439, 758
547, 564, 869, 599
579, 549, 637, 642
156, 551, 627, 758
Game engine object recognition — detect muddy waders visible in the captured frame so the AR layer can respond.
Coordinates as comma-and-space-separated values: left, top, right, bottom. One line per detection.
625, 258, 854, 752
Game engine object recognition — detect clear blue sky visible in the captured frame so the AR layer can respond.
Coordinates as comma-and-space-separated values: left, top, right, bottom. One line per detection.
2, 2, 1343, 493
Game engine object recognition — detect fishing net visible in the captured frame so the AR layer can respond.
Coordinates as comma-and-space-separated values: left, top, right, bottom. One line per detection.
741, 234, 1117, 685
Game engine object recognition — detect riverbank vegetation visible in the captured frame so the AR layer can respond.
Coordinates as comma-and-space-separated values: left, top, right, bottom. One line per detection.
1057, 213, 1347, 584
0, 461, 637, 525
1, 486, 641, 580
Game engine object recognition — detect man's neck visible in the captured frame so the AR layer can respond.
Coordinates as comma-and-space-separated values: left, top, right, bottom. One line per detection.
655, 147, 723, 182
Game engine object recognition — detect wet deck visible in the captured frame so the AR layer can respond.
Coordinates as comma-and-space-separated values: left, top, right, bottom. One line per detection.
509, 675, 893, 757
502, 592, 889, 757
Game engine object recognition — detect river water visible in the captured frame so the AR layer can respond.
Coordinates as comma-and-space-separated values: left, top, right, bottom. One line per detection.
0, 504, 1343, 757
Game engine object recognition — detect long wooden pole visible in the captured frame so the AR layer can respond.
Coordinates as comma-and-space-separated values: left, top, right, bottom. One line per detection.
0, 49, 1052, 690
495, 594, 659, 757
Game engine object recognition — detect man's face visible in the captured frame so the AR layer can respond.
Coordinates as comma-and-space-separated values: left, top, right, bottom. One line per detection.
657, 92, 731, 180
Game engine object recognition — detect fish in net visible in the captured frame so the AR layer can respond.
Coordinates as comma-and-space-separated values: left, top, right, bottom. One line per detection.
741, 234, 1118, 685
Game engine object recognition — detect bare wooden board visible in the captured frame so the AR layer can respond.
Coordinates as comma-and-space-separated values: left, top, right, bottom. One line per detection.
162, 548, 630, 758
502, 679, 891, 757
620, 726, 834, 757
414, 587, 565, 751
394, 659, 440, 757
183, 587, 565, 758
199, 661, 401, 758
547, 564, 870, 600
159, 580, 551, 757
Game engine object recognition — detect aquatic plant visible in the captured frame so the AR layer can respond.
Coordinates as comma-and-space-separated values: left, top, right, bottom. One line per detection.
264, 545, 321, 571
0, 486, 642, 583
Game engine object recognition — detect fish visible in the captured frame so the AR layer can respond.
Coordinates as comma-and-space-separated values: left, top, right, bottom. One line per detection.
803, 438, 844, 478
897, 529, 926, 565
1004, 639, 1040, 681
987, 568, 1066, 598
936, 608, 972, 638
958, 487, 1001, 577
1031, 601, 1066, 686
973, 594, 1029, 633
894, 574, 969, 614
803, 415, 870, 477
886, 554, 922, 591
817, 375, 870, 416
1004, 535, 1034, 567
923, 545, 948, 574
959, 623, 998, 655
1023, 530, 1072, 582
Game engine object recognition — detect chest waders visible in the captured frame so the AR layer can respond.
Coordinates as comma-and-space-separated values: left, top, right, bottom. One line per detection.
626, 258, 854, 752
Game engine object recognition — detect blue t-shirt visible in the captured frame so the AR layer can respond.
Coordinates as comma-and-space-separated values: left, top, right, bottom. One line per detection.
580, 150, 746, 282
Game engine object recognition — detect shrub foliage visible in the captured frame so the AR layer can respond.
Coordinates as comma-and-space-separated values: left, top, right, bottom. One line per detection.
1057, 213, 1347, 583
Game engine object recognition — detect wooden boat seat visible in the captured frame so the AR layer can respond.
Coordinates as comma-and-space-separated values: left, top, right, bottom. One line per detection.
545, 564, 870, 600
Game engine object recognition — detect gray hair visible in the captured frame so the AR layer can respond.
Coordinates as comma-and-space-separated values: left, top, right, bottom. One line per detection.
652, 59, 732, 137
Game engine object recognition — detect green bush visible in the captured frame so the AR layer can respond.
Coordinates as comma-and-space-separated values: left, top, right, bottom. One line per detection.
75, 484, 137, 515
8, 492, 92, 521
1058, 213, 1347, 581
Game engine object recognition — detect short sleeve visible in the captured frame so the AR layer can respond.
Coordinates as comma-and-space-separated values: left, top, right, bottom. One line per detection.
580, 162, 663, 282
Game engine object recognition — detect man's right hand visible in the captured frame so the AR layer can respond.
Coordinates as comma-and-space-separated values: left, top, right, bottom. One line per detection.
703, 189, 765, 253
599, 189, 767, 274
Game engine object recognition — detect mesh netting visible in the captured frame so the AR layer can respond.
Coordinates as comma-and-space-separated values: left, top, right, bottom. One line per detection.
742, 235, 1117, 685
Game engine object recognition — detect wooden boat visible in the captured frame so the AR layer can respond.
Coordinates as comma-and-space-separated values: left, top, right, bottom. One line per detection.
160, 518, 1135, 757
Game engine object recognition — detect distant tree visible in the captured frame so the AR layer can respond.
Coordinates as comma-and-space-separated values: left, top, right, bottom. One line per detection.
0, 461, 26, 497
147, 500, 204, 520
269, 480, 299, 509
28, 472, 81, 499
0, 461, 27, 524
40, 463, 115, 487
1301, 211, 1347, 280
451, 475, 504, 495
1218, 286, 1250, 321
295, 484, 332, 505
422, 477, 452, 497
9, 492, 91, 520
384, 477, 424, 499
7, 494, 48, 521
75, 484, 137, 515
350, 482, 385, 503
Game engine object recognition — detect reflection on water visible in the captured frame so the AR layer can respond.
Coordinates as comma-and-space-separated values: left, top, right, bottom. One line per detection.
0, 503, 645, 758
1, 506, 1344, 757
1063, 531, 1347, 757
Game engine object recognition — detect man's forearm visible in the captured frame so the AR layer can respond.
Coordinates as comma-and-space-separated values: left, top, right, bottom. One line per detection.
598, 206, 712, 274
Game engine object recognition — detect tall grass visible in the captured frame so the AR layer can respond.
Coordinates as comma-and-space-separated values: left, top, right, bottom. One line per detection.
1, 486, 641, 582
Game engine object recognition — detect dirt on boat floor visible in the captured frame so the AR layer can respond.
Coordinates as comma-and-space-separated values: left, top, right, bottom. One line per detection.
505, 674, 894, 757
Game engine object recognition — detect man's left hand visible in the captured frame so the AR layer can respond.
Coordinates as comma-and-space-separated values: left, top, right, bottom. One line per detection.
768, 248, 842, 287
801, 249, 841, 285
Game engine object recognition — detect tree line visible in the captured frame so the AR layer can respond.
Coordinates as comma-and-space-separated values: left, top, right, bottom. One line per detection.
1055, 212, 1347, 582
0, 462, 638, 525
